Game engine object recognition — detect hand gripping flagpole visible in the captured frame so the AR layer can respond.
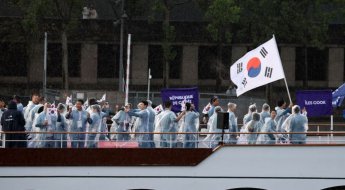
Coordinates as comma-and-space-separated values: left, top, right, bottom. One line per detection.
272, 35, 292, 105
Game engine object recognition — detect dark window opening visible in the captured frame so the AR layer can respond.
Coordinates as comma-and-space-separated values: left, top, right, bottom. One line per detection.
0, 43, 27, 77
148, 45, 182, 79
68, 43, 81, 77
295, 47, 328, 81
198, 46, 231, 80
97, 44, 119, 78
47, 43, 62, 77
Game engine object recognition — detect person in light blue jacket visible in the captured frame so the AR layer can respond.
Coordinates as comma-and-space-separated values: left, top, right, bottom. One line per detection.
66, 99, 92, 148
246, 112, 263, 144
260, 103, 270, 124
156, 101, 185, 148
127, 100, 151, 148
257, 110, 277, 144
288, 105, 308, 144
33, 103, 57, 148
54, 103, 68, 148
207, 96, 219, 117
87, 105, 101, 148
147, 100, 156, 148
112, 107, 129, 141
182, 103, 199, 148
243, 104, 257, 126
227, 102, 238, 144
25, 95, 44, 142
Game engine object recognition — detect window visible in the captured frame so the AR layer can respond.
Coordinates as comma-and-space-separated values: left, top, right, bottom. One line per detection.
97, 44, 119, 78
148, 45, 163, 79
68, 43, 81, 77
169, 46, 182, 79
47, 43, 62, 77
0, 43, 27, 76
148, 45, 182, 79
295, 47, 328, 81
47, 43, 80, 77
198, 46, 217, 79
198, 46, 231, 79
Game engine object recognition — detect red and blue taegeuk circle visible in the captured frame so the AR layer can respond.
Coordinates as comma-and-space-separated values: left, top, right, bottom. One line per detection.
247, 57, 261, 78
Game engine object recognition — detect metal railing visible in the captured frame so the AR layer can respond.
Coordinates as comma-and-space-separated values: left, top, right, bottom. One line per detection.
1, 131, 345, 148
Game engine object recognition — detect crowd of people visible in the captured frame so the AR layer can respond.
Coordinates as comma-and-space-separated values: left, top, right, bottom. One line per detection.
0, 94, 309, 148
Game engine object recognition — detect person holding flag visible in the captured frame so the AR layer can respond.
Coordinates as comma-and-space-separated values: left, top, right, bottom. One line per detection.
66, 99, 92, 148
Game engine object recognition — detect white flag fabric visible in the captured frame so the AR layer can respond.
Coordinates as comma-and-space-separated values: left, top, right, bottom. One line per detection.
153, 104, 163, 114
97, 93, 106, 103
65, 95, 72, 106
230, 36, 285, 97
47, 108, 58, 118
180, 97, 187, 112
83, 98, 89, 109
202, 103, 211, 114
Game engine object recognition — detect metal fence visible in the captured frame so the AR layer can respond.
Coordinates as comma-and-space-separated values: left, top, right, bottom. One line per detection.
1, 131, 345, 149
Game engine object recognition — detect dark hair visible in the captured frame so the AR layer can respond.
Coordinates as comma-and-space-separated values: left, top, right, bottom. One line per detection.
185, 102, 192, 111
7, 101, 17, 110
31, 93, 40, 98
249, 105, 257, 112
77, 99, 84, 104
164, 100, 172, 108
293, 106, 300, 114
252, 112, 260, 121
13, 95, 21, 102
39, 96, 45, 103
277, 99, 285, 107
210, 96, 218, 103
57, 103, 65, 111
140, 100, 148, 106
89, 98, 97, 106
125, 103, 132, 109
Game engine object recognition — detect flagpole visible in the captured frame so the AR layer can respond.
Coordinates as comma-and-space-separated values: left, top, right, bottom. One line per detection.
147, 68, 151, 100
125, 34, 131, 105
273, 35, 292, 105
283, 76, 292, 105
43, 32, 47, 99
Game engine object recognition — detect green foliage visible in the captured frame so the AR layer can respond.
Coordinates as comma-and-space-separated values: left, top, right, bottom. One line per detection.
236, 0, 334, 48
205, 0, 240, 43
162, 22, 176, 62
9, 0, 52, 40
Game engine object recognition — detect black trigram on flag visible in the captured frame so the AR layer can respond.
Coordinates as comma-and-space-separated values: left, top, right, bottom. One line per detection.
242, 77, 247, 87
264, 67, 273, 78
260, 47, 268, 58
237, 62, 243, 74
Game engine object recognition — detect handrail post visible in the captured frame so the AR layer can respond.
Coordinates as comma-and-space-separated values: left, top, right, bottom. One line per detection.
330, 115, 334, 142
1, 133, 5, 148
196, 132, 199, 148
61, 133, 63, 148
317, 125, 320, 144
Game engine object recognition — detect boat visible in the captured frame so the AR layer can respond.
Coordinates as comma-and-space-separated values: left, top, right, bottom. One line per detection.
0, 129, 345, 190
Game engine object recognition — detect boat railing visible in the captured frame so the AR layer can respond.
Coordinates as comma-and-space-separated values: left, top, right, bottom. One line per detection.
1, 130, 345, 148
